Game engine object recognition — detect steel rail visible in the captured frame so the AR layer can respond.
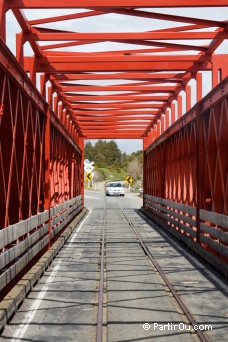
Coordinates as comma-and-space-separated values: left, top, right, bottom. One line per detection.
117, 199, 210, 342
96, 209, 106, 342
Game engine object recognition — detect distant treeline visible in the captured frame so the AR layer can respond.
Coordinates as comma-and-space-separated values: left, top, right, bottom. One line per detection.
84, 140, 143, 181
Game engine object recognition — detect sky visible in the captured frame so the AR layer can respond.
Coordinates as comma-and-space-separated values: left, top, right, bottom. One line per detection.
5, 6, 228, 154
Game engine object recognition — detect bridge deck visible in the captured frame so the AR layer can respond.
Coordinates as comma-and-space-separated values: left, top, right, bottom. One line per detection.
1, 191, 227, 342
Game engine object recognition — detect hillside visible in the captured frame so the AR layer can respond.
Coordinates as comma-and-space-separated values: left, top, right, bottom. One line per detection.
84, 140, 143, 184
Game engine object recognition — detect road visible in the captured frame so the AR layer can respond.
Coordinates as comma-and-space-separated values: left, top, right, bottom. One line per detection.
0, 189, 227, 342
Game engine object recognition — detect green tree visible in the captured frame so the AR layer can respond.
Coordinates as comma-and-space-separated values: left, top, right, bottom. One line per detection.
106, 140, 122, 167
84, 139, 143, 181
84, 141, 94, 162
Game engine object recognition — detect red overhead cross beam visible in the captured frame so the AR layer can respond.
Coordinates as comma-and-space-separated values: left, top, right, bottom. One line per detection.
0, 0, 227, 140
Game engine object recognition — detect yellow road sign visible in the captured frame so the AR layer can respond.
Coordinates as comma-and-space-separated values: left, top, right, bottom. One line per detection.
86, 172, 93, 180
126, 176, 133, 184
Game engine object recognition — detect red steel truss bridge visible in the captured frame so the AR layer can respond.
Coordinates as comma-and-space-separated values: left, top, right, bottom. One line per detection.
0, 0, 227, 311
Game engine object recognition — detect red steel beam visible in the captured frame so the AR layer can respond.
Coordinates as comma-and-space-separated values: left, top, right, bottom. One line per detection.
98, 8, 226, 28
2, 0, 228, 146
6, 1, 228, 9
83, 133, 144, 136
29, 10, 104, 25
70, 103, 165, 109
60, 85, 176, 92
53, 72, 184, 81
28, 9, 225, 30
12, 9, 42, 57
23, 60, 212, 73
37, 54, 207, 62
75, 111, 157, 115
41, 40, 206, 52
81, 126, 147, 130
77, 117, 152, 121
67, 95, 168, 101
24, 31, 223, 41
1, 0, 228, 298
24, 57, 211, 73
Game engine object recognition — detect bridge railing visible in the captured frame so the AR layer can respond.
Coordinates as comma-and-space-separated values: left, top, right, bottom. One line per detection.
0, 195, 83, 295
144, 195, 228, 273
144, 77, 228, 276
0, 39, 84, 296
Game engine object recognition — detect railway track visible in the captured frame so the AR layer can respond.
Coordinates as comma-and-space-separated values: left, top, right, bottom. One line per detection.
95, 196, 211, 342
1, 193, 226, 341
96, 204, 106, 342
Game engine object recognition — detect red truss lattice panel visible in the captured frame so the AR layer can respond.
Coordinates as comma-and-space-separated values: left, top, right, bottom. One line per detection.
144, 79, 228, 216
0, 67, 45, 228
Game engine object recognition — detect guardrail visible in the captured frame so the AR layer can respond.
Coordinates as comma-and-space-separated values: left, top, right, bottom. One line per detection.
144, 194, 228, 277
0, 195, 83, 294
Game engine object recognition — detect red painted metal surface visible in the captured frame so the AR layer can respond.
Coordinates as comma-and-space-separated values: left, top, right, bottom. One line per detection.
50, 126, 81, 207
0, 60, 45, 228
0, 39, 83, 295
0, 40, 82, 229
1, 1, 228, 141
0, 0, 227, 293
3, 1, 228, 8
144, 78, 228, 262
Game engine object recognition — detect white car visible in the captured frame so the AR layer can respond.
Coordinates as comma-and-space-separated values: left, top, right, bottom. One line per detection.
105, 182, 125, 196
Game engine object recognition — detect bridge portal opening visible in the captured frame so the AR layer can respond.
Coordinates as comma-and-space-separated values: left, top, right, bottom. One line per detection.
84, 139, 143, 192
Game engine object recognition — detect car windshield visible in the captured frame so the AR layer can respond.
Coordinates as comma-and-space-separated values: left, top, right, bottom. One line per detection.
108, 183, 122, 188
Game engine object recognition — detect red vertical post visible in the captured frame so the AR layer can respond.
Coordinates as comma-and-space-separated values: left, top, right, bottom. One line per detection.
186, 85, 191, 112
62, 108, 66, 127
44, 105, 51, 247
54, 96, 58, 116
212, 56, 219, 89
40, 74, 46, 99
143, 150, 147, 208
171, 103, 176, 125
177, 95, 182, 119
157, 120, 161, 137
66, 111, 70, 132
153, 124, 157, 141
219, 55, 228, 80
196, 72, 203, 102
59, 102, 63, 123
150, 128, 154, 144
143, 136, 150, 150
148, 132, 154, 146
74, 126, 78, 143
148, 129, 151, 144
0, 0, 6, 42
48, 86, 53, 109
30, 57, 37, 86
60, 107, 64, 127
221, 66, 228, 80
165, 108, 170, 128
45, 87, 53, 247
161, 114, 165, 134
195, 106, 204, 244
70, 119, 73, 137
143, 135, 150, 208
16, 34, 24, 66
147, 130, 151, 145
